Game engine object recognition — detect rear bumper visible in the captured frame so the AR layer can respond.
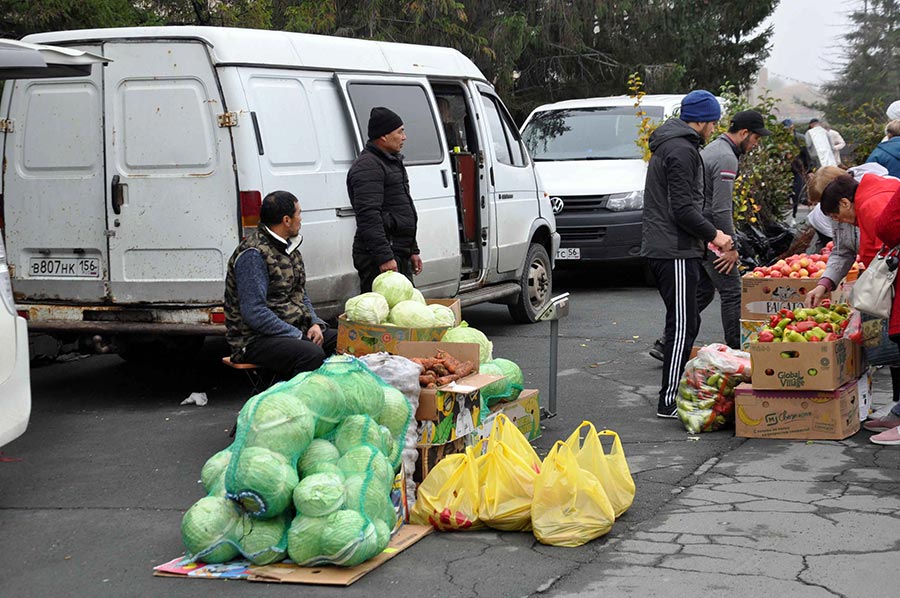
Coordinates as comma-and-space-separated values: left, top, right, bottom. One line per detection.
16, 304, 226, 336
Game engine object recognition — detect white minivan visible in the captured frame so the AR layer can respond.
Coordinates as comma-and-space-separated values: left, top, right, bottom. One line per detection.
521, 95, 684, 267
0, 39, 110, 447
1, 27, 559, 360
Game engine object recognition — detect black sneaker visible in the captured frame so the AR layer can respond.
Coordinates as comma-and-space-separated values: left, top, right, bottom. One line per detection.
656, 405, 677, 419
649, 338, 665, 361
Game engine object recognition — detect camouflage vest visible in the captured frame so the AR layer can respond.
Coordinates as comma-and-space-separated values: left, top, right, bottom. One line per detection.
224, 224, 311, 357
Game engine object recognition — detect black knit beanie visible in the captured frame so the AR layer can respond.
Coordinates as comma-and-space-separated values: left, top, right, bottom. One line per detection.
367, 106, 403, 140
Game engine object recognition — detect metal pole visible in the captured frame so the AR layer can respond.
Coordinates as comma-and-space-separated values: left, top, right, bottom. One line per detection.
549, 318, 558, 416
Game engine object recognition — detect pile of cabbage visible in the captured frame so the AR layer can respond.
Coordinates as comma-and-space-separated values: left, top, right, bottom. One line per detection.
344, 271, 455, 329
181, 355, 413, 567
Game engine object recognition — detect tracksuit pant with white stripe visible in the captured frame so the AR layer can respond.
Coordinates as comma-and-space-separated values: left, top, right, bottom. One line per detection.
647, 257, 703, 414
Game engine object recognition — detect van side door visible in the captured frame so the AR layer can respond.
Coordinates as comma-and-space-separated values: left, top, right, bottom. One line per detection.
473, 85, 537, 274
102, 41, 238, 303
334, 74, 460, 297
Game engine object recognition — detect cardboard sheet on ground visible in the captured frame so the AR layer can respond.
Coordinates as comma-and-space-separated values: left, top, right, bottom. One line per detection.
153, 524, 432, 586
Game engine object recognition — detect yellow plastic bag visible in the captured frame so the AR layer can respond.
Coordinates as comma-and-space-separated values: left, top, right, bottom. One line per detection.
410, 446, 483, 531
478, 415, 539, 531
486, 413, 542, 474
531, 441, 615, 547
565, 422, 635, 518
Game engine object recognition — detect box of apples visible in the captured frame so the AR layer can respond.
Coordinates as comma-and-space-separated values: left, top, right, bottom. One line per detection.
740, 245, 862, 320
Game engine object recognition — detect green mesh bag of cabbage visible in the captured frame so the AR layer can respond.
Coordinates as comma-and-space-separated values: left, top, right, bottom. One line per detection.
479, 358, 525, 407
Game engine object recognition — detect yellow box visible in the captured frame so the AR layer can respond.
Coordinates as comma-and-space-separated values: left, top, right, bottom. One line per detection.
477, 388, 541, 442
740, 319, 767, 350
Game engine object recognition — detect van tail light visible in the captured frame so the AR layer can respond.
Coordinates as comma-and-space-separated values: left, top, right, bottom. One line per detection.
210, 309, 225, 324
239, 190, 262, 237
17, 310, 28, 319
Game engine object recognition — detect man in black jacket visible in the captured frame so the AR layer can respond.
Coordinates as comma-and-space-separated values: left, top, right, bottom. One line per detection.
346, 106, 423, 292
641, 90, 734, 419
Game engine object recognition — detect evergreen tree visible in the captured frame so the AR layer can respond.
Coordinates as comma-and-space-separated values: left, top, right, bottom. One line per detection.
823, 0, 900, 119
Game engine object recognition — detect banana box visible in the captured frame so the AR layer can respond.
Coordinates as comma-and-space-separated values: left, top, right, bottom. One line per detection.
734, 380, 860, 440
476, 388, 541, 443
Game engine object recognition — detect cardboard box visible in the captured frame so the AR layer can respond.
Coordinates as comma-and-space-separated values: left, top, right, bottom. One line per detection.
477, 388, 541, 442
414, 434, 472, 484
397, 341, 503, 444
750, 337, 864, 391
740, 319, 767, 350
734, 381, 860, 440
154, 525, 433, 586
337, 299, 461, 356
741, 277, 817, 320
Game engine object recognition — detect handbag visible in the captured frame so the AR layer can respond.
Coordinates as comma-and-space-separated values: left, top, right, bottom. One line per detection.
849, 245, 899, 319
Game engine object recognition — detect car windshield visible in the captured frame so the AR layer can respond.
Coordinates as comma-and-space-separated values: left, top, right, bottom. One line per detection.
522, 105, 665, 161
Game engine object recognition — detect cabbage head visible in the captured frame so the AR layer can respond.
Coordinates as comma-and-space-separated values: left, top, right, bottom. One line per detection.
441, 322, 493, 363
376, 386, 411, 439
238, 511, 289, 565
429, 304, 456, 327
343, 474, 391, 520
338, 445, 392, 492
372, 271, 414, 308
290, 373, 347, 438
181, 496, 242, 564
297, 439, 340, 478
478, 362, 511, 405
321, 509, 369, 559
243, 390, 315, 460
409, 288, 426, 304
342, 521, 380, 567
287, 514, 328, 565
293, 472, 345, 517
345, 292, 390, 324
302, 462, 346, 480
321, 356, 385, 418
200, 448, 232, 495
227, 446, 299, 519
388, 300, 436, 328
373, 519, 392, 554
490, 358, 524, 400
334, 415, 388, 455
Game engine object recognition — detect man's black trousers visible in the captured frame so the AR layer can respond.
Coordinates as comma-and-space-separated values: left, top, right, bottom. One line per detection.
647, 257, 704, 414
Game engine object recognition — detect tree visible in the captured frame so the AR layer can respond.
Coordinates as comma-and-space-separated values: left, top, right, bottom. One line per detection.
823, 0, 900, 120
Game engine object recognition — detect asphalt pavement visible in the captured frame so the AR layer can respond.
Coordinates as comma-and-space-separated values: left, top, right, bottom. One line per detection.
1, 265, 898, 598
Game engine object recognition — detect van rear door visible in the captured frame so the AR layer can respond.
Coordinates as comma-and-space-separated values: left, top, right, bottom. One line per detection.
2, 45, 108, 302
334, 74, 460, 297
102, 41, 238, 303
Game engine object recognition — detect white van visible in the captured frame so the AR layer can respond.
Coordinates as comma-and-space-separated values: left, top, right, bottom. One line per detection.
521, 94, 684, 267
2, 27, 559, 360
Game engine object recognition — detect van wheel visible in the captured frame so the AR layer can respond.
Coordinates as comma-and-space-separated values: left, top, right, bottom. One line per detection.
508, 243, 552, 324
117, 335, 205, 364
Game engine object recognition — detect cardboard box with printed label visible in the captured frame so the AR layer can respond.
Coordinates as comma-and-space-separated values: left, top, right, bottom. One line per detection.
750, 336, 864, 391
396, 341, 503, 444
740, 319, 767, 350
337, 299, 461, 356
741, 277, 817, 320
734, 380, 861, 440
477, 388, 541, 442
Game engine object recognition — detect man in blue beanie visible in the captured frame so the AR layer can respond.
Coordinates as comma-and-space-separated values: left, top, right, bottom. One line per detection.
641, 89, 734, 418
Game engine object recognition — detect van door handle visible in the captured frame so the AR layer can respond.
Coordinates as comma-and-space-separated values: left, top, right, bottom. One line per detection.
440, 169, 448, 188
111, 175, 125, 215
335, 207, 356, 218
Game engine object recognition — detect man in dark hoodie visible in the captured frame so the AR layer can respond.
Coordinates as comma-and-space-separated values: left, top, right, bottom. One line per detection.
347, 106, 423, 292
641, 90, 734, 418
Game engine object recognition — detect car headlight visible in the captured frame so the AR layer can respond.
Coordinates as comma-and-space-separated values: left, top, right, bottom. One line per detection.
606, 189, 644, 211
